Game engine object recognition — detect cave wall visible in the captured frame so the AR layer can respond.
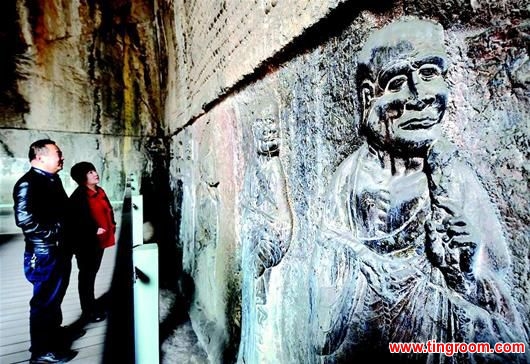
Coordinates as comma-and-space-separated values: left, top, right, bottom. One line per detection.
0, 1, 185, 333
165, 0, 351, 129
168, 0, 529, 363
0, 0, 168, 233
1, 0, 528, 363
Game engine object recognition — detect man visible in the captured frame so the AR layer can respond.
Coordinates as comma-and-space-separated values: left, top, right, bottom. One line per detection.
310, 18, 528, 363
13, 139, 77, 363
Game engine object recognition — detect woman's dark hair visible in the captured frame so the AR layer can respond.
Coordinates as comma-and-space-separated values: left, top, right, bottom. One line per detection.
70, 161, 96, 185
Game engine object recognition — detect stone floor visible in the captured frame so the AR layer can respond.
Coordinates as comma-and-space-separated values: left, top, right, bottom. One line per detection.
159, 288, 209, 364
0, 233, 208, 364
0, 234, 113, 363
161, 320, 209, 364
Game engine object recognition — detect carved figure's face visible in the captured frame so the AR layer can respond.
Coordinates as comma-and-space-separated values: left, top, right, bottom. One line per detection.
255, 117, 280, 155
359, 20, 449, 156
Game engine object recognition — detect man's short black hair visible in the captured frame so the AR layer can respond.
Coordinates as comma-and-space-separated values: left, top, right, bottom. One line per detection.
28, 139, 56, 161
71, 162, 96, 185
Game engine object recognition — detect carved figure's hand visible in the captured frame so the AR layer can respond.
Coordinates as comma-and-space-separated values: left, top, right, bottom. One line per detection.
426, 200, 479, 296
253, 232, 283, 278
442, 214, 478, 273
425, 220, 445, 266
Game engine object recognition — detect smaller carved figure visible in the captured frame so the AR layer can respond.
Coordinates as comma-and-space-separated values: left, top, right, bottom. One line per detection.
310, 18, 528, 363
246, 101, 293, 304
239, 97, 294, 363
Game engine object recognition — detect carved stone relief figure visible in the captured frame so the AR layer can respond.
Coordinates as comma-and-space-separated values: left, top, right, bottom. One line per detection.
171, 132, 196, 275
238, 97, 294, 363
190, 135, 226, 361
310, 18, 528, 363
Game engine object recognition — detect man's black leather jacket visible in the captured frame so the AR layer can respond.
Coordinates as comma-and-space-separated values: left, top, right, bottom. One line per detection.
13, 167, 69, 251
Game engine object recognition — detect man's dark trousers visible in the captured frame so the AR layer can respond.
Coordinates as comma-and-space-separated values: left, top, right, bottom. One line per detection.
24, 247, 71, 355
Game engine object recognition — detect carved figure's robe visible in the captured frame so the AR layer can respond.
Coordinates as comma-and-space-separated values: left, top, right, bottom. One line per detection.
311, 142, 528, 363
239, 156, 292, 364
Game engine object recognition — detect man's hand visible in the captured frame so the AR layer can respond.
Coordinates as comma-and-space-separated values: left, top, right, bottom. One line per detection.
96, 227, 107, 235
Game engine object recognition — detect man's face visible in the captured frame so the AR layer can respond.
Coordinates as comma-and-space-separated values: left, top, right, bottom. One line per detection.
38, 144, 64, 174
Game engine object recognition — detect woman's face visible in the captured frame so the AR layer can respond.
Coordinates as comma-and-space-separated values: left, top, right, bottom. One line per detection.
85, 170, 100, 186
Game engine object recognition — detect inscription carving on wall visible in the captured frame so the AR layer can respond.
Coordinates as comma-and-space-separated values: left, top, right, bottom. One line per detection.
239, 97, 293, 363
310, 18, 528, 363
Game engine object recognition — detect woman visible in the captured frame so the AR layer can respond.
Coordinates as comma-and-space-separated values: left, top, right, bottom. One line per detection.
68, 162, 116, 323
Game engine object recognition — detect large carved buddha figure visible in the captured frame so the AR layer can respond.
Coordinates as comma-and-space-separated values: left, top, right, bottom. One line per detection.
310, 18, 528, 363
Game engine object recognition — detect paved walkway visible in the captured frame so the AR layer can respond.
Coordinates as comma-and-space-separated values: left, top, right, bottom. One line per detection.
0, 234, 116, 364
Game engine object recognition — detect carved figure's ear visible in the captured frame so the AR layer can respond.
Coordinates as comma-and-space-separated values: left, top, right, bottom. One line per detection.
360, 80, 376, 121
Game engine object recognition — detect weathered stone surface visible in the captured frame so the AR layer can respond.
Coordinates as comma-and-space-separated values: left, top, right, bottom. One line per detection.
172, 103, 243, 363
0, 0, 167, 210
309, 18, 527, 363
0, 1, 176, 352
159, 288, 209, 364
171, 2, 529, 363
167, 0, 351, 129
1, 0, 528, 363
237, 88, 294, 364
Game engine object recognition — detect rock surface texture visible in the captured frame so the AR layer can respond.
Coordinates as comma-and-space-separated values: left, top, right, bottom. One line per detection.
1, 0, 528, 363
